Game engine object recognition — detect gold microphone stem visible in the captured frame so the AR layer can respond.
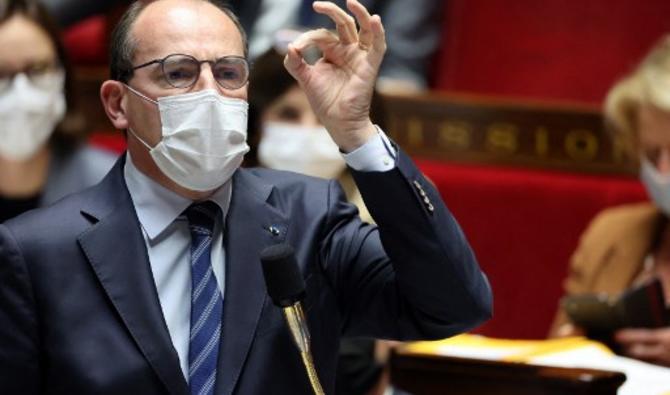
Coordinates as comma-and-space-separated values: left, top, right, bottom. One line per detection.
283, 304, 325, 395
300, 350, 325, 395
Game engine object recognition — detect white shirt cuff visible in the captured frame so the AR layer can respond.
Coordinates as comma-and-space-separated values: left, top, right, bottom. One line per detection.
342, 126, 397, 172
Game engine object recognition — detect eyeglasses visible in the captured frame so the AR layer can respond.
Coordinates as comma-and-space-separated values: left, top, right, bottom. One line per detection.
0, 63, 62, 92
130, 53, 249, 90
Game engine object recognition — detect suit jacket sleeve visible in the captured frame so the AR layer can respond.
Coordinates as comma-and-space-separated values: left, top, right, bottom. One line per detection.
321, 147, 492, 340
0, 225, 41, 394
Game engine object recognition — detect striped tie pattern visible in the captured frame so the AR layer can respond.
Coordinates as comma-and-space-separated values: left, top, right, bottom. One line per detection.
185, 201, 223, 395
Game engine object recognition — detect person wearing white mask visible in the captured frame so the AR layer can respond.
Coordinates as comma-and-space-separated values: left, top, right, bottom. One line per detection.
0, 1, 492, 394
0, 0, 116, 223
550, 35, 670, 367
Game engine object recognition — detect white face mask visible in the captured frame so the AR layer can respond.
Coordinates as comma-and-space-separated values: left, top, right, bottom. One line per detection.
640, 157, 670, 216
126, 86, 250, 192
0, 71, 66, 161
258, 122, 346, 179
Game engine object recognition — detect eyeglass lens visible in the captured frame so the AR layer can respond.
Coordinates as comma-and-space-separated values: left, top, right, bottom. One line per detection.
162, 54, 248, 89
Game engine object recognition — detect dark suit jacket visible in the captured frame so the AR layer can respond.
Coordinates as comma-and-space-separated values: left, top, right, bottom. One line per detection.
0, 149, 491, 394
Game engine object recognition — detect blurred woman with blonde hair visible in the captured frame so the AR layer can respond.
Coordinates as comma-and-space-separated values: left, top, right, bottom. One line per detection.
550, 34, 670, 367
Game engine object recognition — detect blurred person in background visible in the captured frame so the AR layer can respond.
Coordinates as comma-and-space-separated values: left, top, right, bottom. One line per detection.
0, 0, 115, 223
550, 35, 670, 367
40, 0, 444, 93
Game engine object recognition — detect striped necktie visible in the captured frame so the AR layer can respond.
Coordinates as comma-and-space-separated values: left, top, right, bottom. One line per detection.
185, 201, 223, 395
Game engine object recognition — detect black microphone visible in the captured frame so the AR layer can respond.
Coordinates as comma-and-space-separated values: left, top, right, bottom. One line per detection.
260, 244, 324, 395
260, 243, 306, 307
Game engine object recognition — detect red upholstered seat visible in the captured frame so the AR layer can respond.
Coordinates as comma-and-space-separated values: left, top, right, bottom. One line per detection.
89, 132, 126, 154
62, 16, 109, 66
416, 159, 647, 339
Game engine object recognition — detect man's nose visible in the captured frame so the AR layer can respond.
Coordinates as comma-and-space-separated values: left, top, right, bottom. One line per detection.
193, 63, 219, 92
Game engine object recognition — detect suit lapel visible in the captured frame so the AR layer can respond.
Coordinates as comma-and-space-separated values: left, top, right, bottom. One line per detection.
77, 158, 189, 395
215, 169, 289, 395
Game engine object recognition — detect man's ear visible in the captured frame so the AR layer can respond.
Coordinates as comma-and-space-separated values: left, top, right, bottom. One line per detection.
100, 80, 129, 130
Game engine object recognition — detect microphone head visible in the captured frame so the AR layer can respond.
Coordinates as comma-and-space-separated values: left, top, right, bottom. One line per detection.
260, 243, 305, 307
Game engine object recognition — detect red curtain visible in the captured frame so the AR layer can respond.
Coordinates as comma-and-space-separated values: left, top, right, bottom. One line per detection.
433, 0, 670, 104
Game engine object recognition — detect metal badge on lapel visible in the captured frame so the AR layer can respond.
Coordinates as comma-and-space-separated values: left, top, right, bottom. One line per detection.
267, 225, 281, 237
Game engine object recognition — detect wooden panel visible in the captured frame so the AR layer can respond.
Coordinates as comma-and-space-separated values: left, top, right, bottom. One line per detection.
382, 92, 638, 175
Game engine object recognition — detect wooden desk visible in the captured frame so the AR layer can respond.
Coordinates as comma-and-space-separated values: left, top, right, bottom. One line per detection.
390, 349, 626, 395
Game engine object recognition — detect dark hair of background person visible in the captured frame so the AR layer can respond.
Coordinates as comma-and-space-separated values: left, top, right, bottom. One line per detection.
109, 0, 249, 84
0, 0, 86, 149
245, 48, 387, 167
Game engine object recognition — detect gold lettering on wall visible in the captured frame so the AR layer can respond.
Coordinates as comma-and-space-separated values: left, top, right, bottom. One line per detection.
379, 94, 638, 174
565, 129, 598, 161
438, 121, 473, 150
535, 127, 550, 157
408, 118, 424, 147
486, 123, 519, 154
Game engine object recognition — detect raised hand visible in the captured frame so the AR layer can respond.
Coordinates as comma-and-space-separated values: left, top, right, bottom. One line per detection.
284, 0, 387, 152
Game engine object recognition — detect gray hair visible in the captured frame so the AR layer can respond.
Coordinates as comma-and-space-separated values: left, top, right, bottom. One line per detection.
109, 0, 248, 82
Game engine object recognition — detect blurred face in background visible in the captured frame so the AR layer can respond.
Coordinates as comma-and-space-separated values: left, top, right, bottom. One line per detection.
261, 85, 320, 127
257, 84, 346, 179
0, 14, 66, 161
639, 104, 670, 174
638, 103, 670, 215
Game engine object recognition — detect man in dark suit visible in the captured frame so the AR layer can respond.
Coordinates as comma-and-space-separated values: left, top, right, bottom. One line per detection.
0, 1, 492, 394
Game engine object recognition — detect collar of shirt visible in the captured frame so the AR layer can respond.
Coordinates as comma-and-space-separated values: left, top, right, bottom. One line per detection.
123, 152, 232, 240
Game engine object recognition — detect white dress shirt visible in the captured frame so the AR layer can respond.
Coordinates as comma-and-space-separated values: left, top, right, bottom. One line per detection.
123, 130, 395, 379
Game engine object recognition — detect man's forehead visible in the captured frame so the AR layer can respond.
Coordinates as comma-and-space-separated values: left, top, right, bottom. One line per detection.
131, 0, 243, 59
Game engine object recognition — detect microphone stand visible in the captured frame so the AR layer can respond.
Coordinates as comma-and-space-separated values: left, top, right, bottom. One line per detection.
260, 243, 325, 395
283, 303, 325, 395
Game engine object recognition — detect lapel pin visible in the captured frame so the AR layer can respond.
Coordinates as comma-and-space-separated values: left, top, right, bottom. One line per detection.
268, 225, 281, 236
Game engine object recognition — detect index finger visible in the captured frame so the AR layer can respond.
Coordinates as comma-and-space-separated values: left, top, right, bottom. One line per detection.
313, 1, 358, 45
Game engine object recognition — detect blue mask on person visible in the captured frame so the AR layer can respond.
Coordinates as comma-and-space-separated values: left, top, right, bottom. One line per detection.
640, 157, 670, 216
